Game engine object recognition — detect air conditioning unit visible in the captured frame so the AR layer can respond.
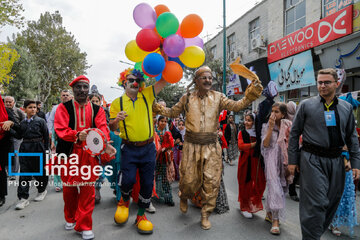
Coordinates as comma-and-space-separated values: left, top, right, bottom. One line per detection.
251, 34, 265, 50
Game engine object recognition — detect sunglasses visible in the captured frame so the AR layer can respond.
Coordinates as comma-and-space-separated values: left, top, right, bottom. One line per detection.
127, 78, 141, 83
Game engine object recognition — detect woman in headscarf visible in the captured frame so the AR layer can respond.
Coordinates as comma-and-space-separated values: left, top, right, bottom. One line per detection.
237, 112, 266, 218
261, 102, 292, 235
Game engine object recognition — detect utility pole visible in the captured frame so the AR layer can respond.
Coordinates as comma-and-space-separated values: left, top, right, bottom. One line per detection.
222, 0, 226, 95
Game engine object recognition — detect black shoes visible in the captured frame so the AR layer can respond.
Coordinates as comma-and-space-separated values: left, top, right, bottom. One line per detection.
290, 195, 300, 202
0, 197, 5, 207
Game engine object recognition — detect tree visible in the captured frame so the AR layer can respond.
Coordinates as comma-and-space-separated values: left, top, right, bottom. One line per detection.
182, 47, 232, 93
0, 0, 25, 29
0, 43, 20, 92
12, 11, 89, 104
147, 78, 185, 107
3, 43, 41, 100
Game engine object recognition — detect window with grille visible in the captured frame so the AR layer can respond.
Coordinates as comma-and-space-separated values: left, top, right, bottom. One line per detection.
210, 46, 216, 58
227, 33, 235, 59
284, 0, 306, 35
249, 18, 260, 50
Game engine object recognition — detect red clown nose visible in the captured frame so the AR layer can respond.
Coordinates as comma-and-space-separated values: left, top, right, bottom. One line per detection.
133, 82, 139, 88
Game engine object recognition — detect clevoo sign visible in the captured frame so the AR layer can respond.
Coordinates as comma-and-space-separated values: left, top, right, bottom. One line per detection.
267, 5, 353, 63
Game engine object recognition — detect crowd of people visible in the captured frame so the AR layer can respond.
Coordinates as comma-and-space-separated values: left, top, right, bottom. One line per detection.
0, 66, 360, 240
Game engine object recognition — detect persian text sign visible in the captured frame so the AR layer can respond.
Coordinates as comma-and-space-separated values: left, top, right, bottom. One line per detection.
268, 5, 353, 63
268, 50, 316, 92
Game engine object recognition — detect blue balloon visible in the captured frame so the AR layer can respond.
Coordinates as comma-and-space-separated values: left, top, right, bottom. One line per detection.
168, 57, 185, 69
155, 73, 162, 81
143, 53, 165, 76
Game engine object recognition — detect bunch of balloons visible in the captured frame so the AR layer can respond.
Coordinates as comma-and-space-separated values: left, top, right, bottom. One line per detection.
125, 3, 205, 84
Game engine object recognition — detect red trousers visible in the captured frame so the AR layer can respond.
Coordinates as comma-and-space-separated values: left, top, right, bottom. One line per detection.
63, 185, 95, 231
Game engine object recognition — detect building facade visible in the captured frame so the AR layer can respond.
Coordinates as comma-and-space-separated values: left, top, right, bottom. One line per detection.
205, 0, 360, 114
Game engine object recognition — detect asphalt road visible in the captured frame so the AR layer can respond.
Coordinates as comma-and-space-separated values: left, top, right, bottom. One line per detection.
0, 159, 359, 240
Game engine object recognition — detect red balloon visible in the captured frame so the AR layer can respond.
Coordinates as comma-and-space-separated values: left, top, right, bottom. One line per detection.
162, 61, 183, 84
141, 63, 158, 77
136, 29, 161, 52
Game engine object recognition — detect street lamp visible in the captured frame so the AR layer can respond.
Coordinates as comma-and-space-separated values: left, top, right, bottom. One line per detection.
222, 0, 227, 95
110, 86, 123, 91
119, 60, 133, 66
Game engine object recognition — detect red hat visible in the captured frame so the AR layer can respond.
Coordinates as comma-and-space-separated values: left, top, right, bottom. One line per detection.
69, 75, 90, 87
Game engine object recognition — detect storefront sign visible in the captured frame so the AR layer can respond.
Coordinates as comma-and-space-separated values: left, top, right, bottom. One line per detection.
323, 0, 354, 17
268, 50, 316, 92
226, 74, 243, 96
354, 2, 360, 32
268, 5, 353, 63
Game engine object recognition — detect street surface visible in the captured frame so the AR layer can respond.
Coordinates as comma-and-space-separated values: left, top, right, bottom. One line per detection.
0, 159, 359, 240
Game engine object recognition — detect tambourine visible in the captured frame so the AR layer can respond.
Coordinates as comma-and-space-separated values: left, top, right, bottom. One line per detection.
82, 128, 107, 156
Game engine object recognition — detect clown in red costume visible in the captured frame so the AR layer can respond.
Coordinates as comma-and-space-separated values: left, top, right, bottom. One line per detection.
54, 75, 116, 240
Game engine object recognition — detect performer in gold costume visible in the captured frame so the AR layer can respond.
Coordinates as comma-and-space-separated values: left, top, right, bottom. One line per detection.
154, 60, 263, 230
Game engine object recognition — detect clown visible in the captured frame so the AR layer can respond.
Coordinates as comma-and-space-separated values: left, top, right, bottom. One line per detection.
109, 68, 167, 234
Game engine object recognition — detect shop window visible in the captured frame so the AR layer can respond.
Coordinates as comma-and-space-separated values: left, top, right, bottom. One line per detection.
284, 0, 306, 35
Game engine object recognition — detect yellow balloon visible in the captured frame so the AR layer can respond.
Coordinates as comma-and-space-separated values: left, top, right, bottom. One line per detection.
125, 40, 148, 62
179, 46, 205, 68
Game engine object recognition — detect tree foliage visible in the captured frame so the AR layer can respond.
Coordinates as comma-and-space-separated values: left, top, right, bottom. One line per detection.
0, 43, 20, 91
11, 11, 89, 104
147, 78, 185, 107
182, 47, 232, 93
0, 0, 25, 29
3, 43, 41, 100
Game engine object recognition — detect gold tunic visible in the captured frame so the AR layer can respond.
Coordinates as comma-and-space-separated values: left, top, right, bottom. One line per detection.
154, 90, 259, 214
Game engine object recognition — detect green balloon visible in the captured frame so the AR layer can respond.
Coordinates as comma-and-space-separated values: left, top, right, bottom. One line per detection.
134, 61, 142, 70
156, 12, 179, 38
134, 61, 149, 79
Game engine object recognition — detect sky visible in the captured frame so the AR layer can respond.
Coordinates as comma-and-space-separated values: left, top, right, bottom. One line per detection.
1, 0, 259, 102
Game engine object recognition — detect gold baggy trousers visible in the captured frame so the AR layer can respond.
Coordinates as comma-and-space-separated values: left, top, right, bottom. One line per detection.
179, 140, 222, 215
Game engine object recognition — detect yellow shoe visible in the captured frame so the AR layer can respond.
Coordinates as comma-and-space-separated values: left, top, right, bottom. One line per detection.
135, 214, 153, 234
114, 198, 129, 225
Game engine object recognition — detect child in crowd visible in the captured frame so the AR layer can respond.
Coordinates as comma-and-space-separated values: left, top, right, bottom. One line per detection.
261, 102, 292, 235
237, 113, 266, 219
12, 100, 49, 210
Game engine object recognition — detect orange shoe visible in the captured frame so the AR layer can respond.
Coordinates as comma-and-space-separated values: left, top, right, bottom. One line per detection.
135, 214, 153, 234
114, 198, 130, 225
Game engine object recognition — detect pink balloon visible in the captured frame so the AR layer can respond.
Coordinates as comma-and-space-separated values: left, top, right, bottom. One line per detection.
184, 37, 204, 49
163, 34, 185, 58
133, 3, 157, 29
